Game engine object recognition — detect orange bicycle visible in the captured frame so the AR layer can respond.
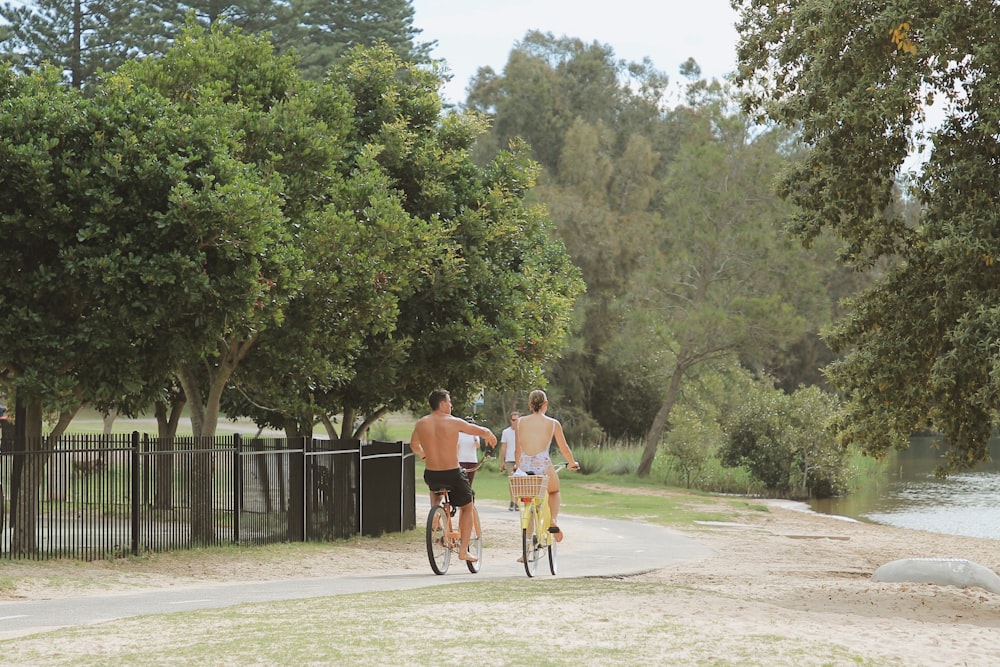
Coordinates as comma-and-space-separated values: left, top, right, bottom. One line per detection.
425, 486, 483, 575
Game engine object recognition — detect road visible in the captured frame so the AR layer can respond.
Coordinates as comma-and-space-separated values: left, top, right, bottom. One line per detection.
0, 500, 714, 638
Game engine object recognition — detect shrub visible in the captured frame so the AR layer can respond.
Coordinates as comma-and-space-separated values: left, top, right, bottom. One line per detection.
663, 406, 719, 488
720, 383, 845, 499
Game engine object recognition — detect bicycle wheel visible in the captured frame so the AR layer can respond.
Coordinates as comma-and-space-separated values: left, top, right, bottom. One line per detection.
426, 504, 450, 575
547, 538, 558, 575
522, 503, 542, 577
465, 503, 483, 574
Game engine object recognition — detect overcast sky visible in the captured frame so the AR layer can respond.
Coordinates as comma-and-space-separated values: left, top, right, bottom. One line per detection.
411, 0, 741, 104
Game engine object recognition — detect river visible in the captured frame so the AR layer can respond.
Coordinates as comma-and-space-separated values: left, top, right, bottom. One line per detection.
807, 436, 1000, 541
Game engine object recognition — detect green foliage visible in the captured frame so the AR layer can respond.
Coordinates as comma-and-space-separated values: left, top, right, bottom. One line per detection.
662, 406, 720, 489
289, 0, 435, 81
0, 0, 434, 89
612, 82, 826, 475
294, 45, 585, 435
0, 0, 144, 88
735, 0, 1000, 473
571, 445, 645, 476
550, 403, 603, 450
467, 33, 671, 436
720, 382, 847, 498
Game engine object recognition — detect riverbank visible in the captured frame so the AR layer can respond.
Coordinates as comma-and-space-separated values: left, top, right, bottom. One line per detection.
0, 494, 999, 665
659, 498, 1000, 665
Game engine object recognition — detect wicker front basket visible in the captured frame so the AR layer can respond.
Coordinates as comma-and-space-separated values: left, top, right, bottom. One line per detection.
509, 475, 549, 501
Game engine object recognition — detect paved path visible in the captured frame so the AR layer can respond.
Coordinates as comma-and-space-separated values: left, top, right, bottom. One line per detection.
0, 501, 713, 638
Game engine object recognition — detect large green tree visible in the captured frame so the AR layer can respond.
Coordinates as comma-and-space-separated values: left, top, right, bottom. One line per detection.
290, 0, 434, 81
734, 0, 1000, 472
609, 82, 827, 476
0, 0, 146, 88
0, 0, 434, 88
467, 32, 672, 437
0, 54, 285, 549
277, 46, 585, 439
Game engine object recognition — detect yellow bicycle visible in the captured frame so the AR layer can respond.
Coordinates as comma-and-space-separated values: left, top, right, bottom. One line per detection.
509, 464, 565, 577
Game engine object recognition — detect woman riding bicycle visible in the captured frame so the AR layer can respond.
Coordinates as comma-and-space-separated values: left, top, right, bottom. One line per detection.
514, 390, 580, 541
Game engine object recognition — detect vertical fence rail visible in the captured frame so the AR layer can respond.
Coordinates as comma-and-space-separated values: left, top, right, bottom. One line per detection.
0, 433, 413, 561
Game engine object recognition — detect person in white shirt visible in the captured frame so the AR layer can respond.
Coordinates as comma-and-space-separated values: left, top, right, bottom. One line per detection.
499, 411, 520, 510
457, 418, 482, 486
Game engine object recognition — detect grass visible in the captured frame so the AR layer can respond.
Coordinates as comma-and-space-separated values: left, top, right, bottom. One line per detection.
65, 407, 418, 441
450, 455, 765, 529
0, 578, 888, 667
0, 467, 904, 666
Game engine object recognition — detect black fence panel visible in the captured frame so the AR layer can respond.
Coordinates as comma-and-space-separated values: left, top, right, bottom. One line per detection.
0, 433, 414, 560
361, 441, 416, 537
0, 433, 135, 560
306, 438, 360, 541
236, 435, 296, 545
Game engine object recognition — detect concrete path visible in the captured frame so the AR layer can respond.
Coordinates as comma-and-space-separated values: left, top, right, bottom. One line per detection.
0, 500, 713, 638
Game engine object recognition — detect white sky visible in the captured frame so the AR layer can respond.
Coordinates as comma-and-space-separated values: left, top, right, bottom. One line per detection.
411, 1, 741, 105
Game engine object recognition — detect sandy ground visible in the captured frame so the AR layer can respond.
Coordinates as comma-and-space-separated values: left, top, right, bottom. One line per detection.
2, 489, 1000, 665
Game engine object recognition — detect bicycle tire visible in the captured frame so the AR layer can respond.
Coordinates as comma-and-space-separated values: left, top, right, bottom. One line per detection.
522, 503, 542, 577
426, 504, 450, 575
548, 539, 557, 575
466, 503, 483, 573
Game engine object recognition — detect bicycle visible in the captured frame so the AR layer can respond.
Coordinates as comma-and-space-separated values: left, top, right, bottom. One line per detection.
509, 464, 565, 577
425, 485, 483, 575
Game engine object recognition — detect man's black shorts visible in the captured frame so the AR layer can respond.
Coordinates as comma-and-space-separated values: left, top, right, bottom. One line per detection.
424, 468, 474, 507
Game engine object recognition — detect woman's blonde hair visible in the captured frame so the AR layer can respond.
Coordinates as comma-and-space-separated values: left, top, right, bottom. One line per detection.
528, 390, 547, 413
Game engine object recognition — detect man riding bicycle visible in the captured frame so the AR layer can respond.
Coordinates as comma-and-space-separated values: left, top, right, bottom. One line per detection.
410, 388, 497, 563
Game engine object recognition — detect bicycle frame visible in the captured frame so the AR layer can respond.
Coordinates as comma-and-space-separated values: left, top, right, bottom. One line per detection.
511, 474, 557, 577
425, 488, 482, 575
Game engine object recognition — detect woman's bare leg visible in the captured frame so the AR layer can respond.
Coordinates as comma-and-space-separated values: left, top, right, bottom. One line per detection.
547, 464, 564, 541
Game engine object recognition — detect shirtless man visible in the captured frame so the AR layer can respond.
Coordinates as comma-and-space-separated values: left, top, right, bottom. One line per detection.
410, 388, 497, 562
514, 389, 580, 541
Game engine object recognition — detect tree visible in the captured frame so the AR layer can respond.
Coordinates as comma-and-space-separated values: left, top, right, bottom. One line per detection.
608, 82, 826, 476
721, 382, 846, 498
0, 0, 148, 88
467, 32, 672, 437
219, 43, 582, 442
0, 52, 288, 548
290, 0, 435, 81
734, 0, 1000, 472
1, 0, 435, 89
467, 30, 667, 173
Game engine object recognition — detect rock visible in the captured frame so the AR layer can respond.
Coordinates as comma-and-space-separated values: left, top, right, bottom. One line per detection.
871, 558, 1000, 594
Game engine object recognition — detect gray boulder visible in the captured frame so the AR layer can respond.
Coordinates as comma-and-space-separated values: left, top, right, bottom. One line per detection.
871, 557, 1000, 594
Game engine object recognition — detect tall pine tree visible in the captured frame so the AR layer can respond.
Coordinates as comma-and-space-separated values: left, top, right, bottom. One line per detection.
0, 0, 435, 88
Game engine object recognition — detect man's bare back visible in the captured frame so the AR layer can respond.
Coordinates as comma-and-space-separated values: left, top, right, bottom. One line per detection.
409, 392, 497, 470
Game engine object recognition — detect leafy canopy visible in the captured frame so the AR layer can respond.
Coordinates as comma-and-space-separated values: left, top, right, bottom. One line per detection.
734, 0, 1000, 471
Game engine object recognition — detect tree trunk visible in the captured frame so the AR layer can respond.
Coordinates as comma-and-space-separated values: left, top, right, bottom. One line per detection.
153, 397, 185, 510
11, 398, 45, 555
638, 369, 686, 477
176, 343, 245, 545
176, 369, 215, 544
45, 407, 80, 502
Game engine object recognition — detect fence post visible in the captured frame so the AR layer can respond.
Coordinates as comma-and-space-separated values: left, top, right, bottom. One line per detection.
233, 433, 242, 544
131, 430, 140, 556
288, 437, 305, 541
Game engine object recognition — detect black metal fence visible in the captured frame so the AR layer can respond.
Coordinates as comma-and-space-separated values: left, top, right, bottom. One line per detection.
0, 432, 416, 560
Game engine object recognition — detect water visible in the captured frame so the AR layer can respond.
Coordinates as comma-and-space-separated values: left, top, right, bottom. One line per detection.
808, 437, 1000, 541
